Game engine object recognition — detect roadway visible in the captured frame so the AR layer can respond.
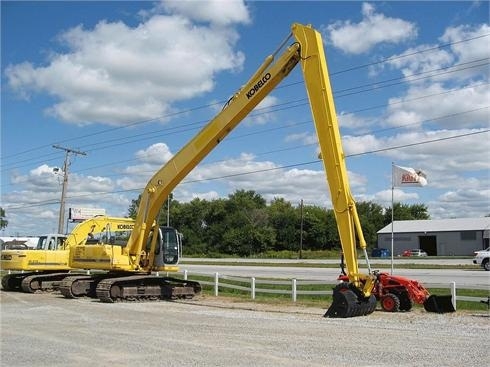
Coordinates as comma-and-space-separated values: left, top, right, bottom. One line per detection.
180, 258, 490, 288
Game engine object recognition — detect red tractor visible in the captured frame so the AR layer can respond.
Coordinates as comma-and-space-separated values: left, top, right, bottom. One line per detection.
375, 272, 430, 312
337, 271, 455, 313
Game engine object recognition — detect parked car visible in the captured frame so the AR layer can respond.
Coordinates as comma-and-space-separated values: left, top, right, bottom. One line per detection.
402, 249, 428, 257
473, 247, 490, 271
371, 248, 391, 258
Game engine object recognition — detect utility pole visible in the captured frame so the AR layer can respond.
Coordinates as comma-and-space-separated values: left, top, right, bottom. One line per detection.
299, 199, 304, 259
53, 145, 86, 234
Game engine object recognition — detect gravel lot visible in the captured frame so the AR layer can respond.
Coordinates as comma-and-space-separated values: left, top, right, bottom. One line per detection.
1, 290, 488, 367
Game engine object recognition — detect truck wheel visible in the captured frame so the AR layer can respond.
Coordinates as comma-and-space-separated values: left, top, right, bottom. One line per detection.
381, 293, 400, 312
483, 259, 490, 271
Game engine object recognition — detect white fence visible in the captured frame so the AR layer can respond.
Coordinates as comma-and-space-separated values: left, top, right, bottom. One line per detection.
179, 270, 490, 310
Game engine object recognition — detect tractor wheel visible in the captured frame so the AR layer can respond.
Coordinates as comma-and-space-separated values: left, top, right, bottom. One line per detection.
398, 291, 414, 311
381, 293, 400, 312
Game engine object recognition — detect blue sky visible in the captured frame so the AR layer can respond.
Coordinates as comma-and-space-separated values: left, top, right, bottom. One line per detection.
1, 0, 489, 236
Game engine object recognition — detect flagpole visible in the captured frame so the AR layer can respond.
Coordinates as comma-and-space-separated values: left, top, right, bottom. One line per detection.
391, 162, 394, 275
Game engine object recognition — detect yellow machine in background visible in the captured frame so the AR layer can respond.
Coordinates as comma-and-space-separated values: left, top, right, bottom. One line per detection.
57, 23, 377, 315
1, 216, 135, 292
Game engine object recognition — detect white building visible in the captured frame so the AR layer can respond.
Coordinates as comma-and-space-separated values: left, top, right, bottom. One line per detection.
377, 217, 490, 256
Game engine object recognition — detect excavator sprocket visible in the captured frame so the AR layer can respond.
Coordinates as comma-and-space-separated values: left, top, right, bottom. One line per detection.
324, 282, 377, 318
96, 275, 202, 303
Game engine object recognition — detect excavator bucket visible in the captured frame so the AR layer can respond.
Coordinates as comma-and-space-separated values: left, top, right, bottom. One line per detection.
324, 283, 377, 318
423, 294, 455, 313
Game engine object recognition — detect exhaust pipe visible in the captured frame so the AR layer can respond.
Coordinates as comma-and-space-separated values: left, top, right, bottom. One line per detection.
423, 294, 455, 313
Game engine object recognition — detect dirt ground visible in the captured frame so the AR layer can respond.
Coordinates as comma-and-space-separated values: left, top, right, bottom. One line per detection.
1, 290, 488, 367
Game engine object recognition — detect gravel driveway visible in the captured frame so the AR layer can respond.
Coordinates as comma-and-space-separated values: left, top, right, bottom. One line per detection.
1, 291, 488, 367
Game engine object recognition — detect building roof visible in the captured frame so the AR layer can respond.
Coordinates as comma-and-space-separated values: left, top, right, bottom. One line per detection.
377, 217, 490, 234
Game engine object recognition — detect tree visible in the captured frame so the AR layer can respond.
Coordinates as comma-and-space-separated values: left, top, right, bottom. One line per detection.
267, 198, 297, 251
384, 203, 430, 226
356, 201, 385, 247
220, 190, 274, 256
300, 205, 328, 250
0, 207, 7, 230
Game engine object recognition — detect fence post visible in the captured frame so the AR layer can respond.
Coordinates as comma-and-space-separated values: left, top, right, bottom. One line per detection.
183, 269, 188, 280
292, 278, 297, 302
251, 277, 256, 300
214, 272, 219, 297
450, 281, 457, 311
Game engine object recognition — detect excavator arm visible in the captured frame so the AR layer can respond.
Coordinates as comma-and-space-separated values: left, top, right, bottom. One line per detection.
124, 23, 376, 316
126, 32, 302, 268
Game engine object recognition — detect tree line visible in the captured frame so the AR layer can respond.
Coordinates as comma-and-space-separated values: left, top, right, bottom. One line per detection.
128, 190, 429, 257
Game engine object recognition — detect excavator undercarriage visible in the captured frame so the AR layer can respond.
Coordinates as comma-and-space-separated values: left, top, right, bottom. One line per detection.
1, 271, 72, 293
59, 273, 201, 302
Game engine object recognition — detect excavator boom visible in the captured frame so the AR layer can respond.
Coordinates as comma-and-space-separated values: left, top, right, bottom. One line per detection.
58, 23, 379, 311
111, 23, 377, 315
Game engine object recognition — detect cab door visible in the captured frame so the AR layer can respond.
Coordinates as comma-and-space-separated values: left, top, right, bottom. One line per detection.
43, 235, 70, 269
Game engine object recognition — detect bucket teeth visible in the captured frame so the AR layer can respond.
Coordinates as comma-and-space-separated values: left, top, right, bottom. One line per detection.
325, 283, 377, 318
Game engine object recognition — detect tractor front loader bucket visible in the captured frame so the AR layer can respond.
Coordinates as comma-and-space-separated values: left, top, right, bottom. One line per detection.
423, 294, 455, 313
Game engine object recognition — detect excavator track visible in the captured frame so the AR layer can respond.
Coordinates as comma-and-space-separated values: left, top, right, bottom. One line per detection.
2, 272, 36, 291
20, 272, 72, 293
59, 274, 112, 299
324, 282, 377, 318
1, 271, 70, 292
96, 275, 202, 303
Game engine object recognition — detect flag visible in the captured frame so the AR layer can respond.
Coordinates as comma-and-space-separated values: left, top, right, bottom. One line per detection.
393, 165, 427, 187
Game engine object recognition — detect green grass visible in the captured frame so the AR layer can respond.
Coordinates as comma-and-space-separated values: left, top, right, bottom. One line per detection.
179, 273, 489, 312
2, 268, 488, 312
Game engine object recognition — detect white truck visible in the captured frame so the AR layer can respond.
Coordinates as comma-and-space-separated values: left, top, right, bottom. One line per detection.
473, 247, 490, 271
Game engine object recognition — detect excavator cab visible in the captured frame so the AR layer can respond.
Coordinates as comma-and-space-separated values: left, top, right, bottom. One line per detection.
159, 226, 181, 266
145, 226, 181, 268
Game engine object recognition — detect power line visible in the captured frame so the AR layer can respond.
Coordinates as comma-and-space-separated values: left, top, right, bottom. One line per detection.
5, 128, 489, 211
2, 75, 487, 173
2, 32, 488, 163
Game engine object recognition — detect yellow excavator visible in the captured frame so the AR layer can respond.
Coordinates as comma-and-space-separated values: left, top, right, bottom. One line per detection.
1, 216, 135, 292
7, 23, 451, 317
57, 23, 377, 316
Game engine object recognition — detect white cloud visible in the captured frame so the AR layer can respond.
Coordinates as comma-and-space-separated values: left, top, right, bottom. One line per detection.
384, 82, 489, 129
326, 2, 417, 54
285, 132, 317, 145
430, 186, 490, 218
246, 96, 280, 125
441, 23, 490, 67
373, 188, 420, 203
135, 143, 173, 165
2, 164, 129, 235
5, 3, 250, 126
385, 23, 489, 83
116, 142, 174, 191
344, 128, 490, 172
161, 0, 251, 26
